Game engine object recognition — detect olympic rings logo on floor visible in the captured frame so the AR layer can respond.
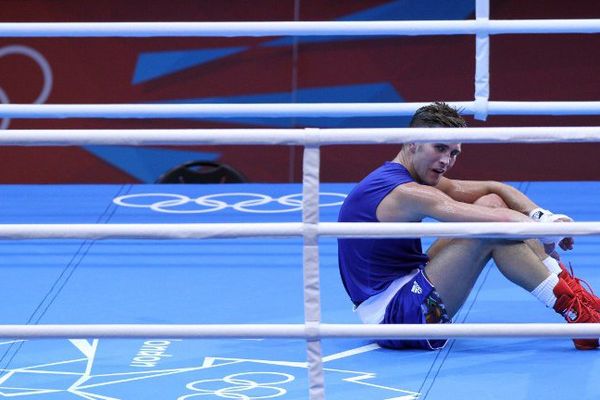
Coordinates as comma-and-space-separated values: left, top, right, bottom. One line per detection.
113, 192, 347, 213
178, 372, 295, 400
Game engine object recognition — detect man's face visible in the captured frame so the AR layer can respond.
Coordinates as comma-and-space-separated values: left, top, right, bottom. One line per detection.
412, 143, 461, 185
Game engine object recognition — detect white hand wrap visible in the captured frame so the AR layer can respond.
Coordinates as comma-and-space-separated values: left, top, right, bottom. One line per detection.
528, 207, 572, 245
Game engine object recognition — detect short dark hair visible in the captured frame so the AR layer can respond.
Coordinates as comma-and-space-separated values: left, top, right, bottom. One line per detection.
409, 102, 466, 128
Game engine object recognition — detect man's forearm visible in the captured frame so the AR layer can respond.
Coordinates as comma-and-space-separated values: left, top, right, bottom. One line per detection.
488, 181, 538, 214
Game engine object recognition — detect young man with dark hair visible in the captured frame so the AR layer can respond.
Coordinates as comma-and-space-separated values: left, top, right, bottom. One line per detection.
338, 102, 600, 350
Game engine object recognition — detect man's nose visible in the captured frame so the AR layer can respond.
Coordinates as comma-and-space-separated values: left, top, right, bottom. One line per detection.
439, 154, 451, 165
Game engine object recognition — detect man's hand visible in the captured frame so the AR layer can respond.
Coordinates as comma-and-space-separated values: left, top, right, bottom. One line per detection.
554, 215, 575, 251
529, 208, 575, 256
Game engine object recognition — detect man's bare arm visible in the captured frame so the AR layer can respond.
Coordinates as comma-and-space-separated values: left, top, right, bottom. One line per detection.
433, 178, 574, 252
377, 182, 532, 223
435, 177, 538, 214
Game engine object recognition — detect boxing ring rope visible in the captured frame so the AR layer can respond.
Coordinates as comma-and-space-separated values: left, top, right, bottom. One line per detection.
2, 221, 600, 240
1, 102, 600, 119
0, 324, 599, 340
0, 19, 599, 37
3, 7, 600, 400
0, 127, 599, 145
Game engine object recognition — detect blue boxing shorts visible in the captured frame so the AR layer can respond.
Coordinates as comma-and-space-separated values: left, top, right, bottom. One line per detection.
377, 269, 451, 350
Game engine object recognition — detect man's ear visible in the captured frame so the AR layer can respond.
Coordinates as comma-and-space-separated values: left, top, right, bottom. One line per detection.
407, 143, 417, 153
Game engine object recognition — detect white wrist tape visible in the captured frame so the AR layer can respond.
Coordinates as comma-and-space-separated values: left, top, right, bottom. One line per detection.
529, 207, 552, 222
528, 207, 572, 245
529, 207, 572, 223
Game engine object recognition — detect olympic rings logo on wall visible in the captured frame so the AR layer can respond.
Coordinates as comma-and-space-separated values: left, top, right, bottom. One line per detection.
0, 45, 53, 130
178, 372, 295, 399
113, 192, 347, 214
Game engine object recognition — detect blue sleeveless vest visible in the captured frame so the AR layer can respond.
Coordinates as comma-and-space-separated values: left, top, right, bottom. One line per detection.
338, 162, 429, 305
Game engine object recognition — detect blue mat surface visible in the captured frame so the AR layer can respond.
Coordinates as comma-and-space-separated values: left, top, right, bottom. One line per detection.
0, 182, 598, 399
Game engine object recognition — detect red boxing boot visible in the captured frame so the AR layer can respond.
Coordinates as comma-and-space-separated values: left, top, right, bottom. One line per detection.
553, 278, 600, 350
558, 262, 600, 312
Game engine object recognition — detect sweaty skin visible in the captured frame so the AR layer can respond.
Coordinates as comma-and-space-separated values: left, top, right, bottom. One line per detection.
366, 142, 575, 319
376, 142, 574, 250
379, 143, 537, 222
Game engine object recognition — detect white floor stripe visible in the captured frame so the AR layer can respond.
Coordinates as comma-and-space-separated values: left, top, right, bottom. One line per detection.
322, 343, 380, 363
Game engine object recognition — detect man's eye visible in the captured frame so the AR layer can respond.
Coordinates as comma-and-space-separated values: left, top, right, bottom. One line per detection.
451, 151, 460, 157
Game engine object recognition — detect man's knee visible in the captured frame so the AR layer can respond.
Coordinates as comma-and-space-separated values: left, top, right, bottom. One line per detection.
474, 193, 507, 208
434, 238, 497, 256
449, 237, 519, 253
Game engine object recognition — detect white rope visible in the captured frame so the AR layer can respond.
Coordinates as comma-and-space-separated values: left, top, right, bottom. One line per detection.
0, 20, 599, 37
489, 101, 600, 115
0, 323, 598, 339
1, 222, 600, 239
1, 102, 600, 118
2, 127, 600, 146
321, 222, 600, 238
0, 223, 302, 239
474, 0, 490, 121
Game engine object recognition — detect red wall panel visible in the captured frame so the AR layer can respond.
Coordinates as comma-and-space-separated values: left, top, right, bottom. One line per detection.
0, 0, 598, 183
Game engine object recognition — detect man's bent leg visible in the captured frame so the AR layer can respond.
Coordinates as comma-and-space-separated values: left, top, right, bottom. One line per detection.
380, 238, 499, 350
492, 240, 552, 291
492, 241, 600, 349
424, 238, 495, 318
427, 238, 599, 350
426, 238, 551, 317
